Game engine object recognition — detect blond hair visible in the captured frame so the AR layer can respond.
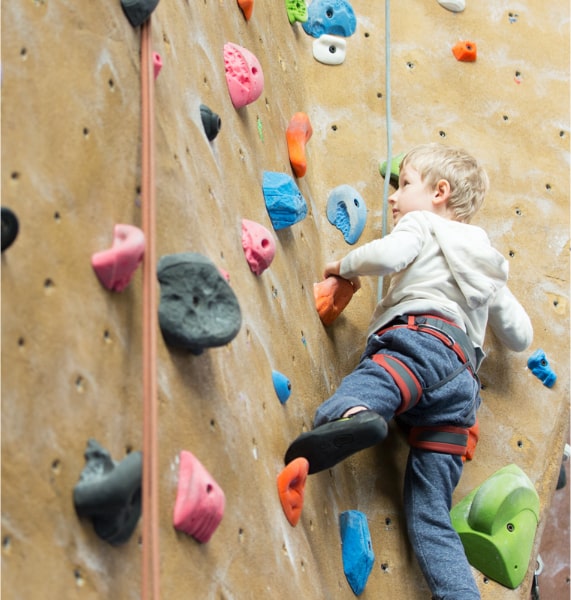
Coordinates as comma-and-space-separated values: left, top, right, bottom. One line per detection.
401, 143, 489, 223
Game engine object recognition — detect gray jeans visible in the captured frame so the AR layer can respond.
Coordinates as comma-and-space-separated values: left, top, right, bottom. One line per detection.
314, 327, 482, 600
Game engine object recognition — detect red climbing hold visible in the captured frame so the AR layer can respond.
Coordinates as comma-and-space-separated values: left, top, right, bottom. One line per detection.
173, 450, 226, 543
286, 112, 313, 178
314, 275, 355, 326
91, 224, 145, 292
153, 52, 162, 79
237, 0, 254, 20
277, 457, 309, 527
452, 40, 477, 62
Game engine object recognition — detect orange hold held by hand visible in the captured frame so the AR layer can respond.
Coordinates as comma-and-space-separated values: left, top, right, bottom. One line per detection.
277, 457, 309, 527
237, 0, 253, 21
452, 40, 477, 62
314, 276, 355, 326
286, 112, 313, 178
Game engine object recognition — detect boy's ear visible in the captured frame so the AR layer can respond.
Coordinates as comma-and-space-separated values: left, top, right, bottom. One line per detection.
433, 178, 451, 206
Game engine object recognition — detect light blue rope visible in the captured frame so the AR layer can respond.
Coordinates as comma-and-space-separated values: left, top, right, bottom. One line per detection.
378, 0, 392, 299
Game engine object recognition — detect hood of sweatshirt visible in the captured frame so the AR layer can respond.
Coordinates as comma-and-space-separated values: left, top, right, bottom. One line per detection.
421, 212, 508, 309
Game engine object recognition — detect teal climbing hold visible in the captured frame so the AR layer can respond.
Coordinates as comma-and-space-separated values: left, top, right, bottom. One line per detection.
302, 0, 357, 38
326, 184, 367, 245
272, 370, 292, 404
262, 171, 308, 230
450, 464, 540, 589
527, 349, 557, 388
339, 510, 375, 596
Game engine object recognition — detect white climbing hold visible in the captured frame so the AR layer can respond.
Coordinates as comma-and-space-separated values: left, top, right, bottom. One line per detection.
312, 34, 347, 65
437, 0, 465, 12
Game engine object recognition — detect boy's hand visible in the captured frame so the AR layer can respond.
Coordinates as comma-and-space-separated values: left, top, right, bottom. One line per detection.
323, 261, 361, 291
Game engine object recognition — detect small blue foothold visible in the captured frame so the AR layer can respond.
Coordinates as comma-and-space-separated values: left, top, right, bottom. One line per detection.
272, 370, 292, 404
263, 171, 308, 230
527, 349, 557, 388
339, 510, 375, 596
326, 185, 367, 245
302, 0, 357, 38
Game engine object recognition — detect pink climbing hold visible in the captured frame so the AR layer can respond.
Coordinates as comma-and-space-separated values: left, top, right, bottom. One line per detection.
173, 450, 226, 543
153, 52, 163, 79
224, 42, 264, 109
241, 219, 276, 275
91, 224, 145, 292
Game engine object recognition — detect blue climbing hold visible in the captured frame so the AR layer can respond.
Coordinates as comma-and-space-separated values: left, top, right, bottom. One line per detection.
272, 370, 292, 404
302, 0, 357, 38
527, 349, 557, 388
339, 510, 375, 596
263, 171, 308, 230
326, 185, 367, 245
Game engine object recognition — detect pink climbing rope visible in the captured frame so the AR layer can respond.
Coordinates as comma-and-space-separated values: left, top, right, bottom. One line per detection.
140, 17, 160, 600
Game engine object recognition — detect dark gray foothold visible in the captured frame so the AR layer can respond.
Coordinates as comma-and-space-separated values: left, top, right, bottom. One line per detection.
120, 0, 160, 28
157, 253, 242, 353
1, 207, 19, 252
73, 439, 142, 546
200, 104, 222, 141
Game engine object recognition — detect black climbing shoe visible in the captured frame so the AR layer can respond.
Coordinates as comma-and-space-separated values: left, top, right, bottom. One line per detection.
284, 411, 388, 474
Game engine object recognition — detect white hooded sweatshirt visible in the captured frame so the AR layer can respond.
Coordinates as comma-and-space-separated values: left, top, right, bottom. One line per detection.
339, 211, 533, 353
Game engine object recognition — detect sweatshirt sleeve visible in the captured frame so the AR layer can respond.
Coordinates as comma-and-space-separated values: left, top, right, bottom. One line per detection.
487, 286, 533, 352
339, 218, 424, 279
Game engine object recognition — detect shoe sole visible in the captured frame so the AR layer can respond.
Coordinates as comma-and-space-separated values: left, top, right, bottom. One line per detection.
284, 411, 387, 474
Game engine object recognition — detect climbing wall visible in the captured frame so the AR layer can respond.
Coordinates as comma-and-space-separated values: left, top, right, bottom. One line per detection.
2, 0, 569, 598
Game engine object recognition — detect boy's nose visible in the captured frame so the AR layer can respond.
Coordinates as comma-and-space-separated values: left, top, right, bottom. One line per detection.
388, 192, 397, 204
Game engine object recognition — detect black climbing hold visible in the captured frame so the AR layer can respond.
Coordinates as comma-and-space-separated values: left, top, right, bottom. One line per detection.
200, 104, 222, 141
73, 439, 142, 546
120, 0, 160, 28
157, 253, 242, 354
1, 207, 19, 252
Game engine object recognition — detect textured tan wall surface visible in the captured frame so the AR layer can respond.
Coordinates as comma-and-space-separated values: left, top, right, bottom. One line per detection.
1, 1, 569, 599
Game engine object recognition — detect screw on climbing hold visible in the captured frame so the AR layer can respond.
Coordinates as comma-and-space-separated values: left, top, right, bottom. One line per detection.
1, 207, 19, 252
437, 0, 465, 12
157, 253, 242, 354
241, 219, 276, 275
302, 0, 357, 38
450, 464, 540, 589
237, 0, 254, 21
326, 184, 367, 245
379, 152, 405, 185
120, 0, 160, 27
312, 34, 347, 65
286, 112, 313, 178
277, 457, 309, 526
285, 0, 308, 24
91, 224, 145, 292
314, 276, 355, 326
153, 52, 162, 79
339, 510, 375, 595
272, 370, 292, 404
262, 171, 308, 230
224, 42, 264, 109
200, 104, 222, 141
173, 451, 226, 543
527, 349, 557, 388
452, 40, 477, 62
73, 439, 143, 546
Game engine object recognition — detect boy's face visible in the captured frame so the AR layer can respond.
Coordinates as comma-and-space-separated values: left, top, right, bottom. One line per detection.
389, 165, 438, 225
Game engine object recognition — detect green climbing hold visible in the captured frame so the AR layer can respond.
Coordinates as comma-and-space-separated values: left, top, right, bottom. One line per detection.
379, 152, 405, 185
450, 464, 540, 589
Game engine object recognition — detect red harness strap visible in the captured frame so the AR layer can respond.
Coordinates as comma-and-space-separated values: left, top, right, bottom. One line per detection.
408, 425, 469, 456
371, 354, 422, 414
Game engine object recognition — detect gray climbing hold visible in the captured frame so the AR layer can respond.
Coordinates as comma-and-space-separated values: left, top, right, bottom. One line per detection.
120, 0, 160, 27
262, 171, 308, 230
200, 104, 222, 141
73, 439, 142, 546
339, 510, 375, 596
157, 253, 242, 354
326, 184, 367, 244
302, 0, 357, 38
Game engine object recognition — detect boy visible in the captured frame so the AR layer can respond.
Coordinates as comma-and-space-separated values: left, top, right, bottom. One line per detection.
284, 143, 533, 599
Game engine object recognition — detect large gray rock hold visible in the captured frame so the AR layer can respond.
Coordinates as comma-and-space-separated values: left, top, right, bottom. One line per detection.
157, 253, 242, 353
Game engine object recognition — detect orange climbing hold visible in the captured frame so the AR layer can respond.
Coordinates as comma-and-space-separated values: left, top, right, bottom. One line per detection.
237, 0, 253, 20
452, 40, 477, 62
463, 420, 480, 462
286, 112, 313, 178
277, 457, 309, 527
314, 276, 355, 326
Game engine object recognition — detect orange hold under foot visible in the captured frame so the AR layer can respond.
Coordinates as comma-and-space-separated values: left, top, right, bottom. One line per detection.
314, 276, 355, 326
277, 457, 309, 527
237, 0, 253, 20
286, 112, 313, 178
452, 40, 477, 62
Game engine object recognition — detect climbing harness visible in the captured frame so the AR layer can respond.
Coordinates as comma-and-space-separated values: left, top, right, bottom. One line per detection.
372, 314, 480, 457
